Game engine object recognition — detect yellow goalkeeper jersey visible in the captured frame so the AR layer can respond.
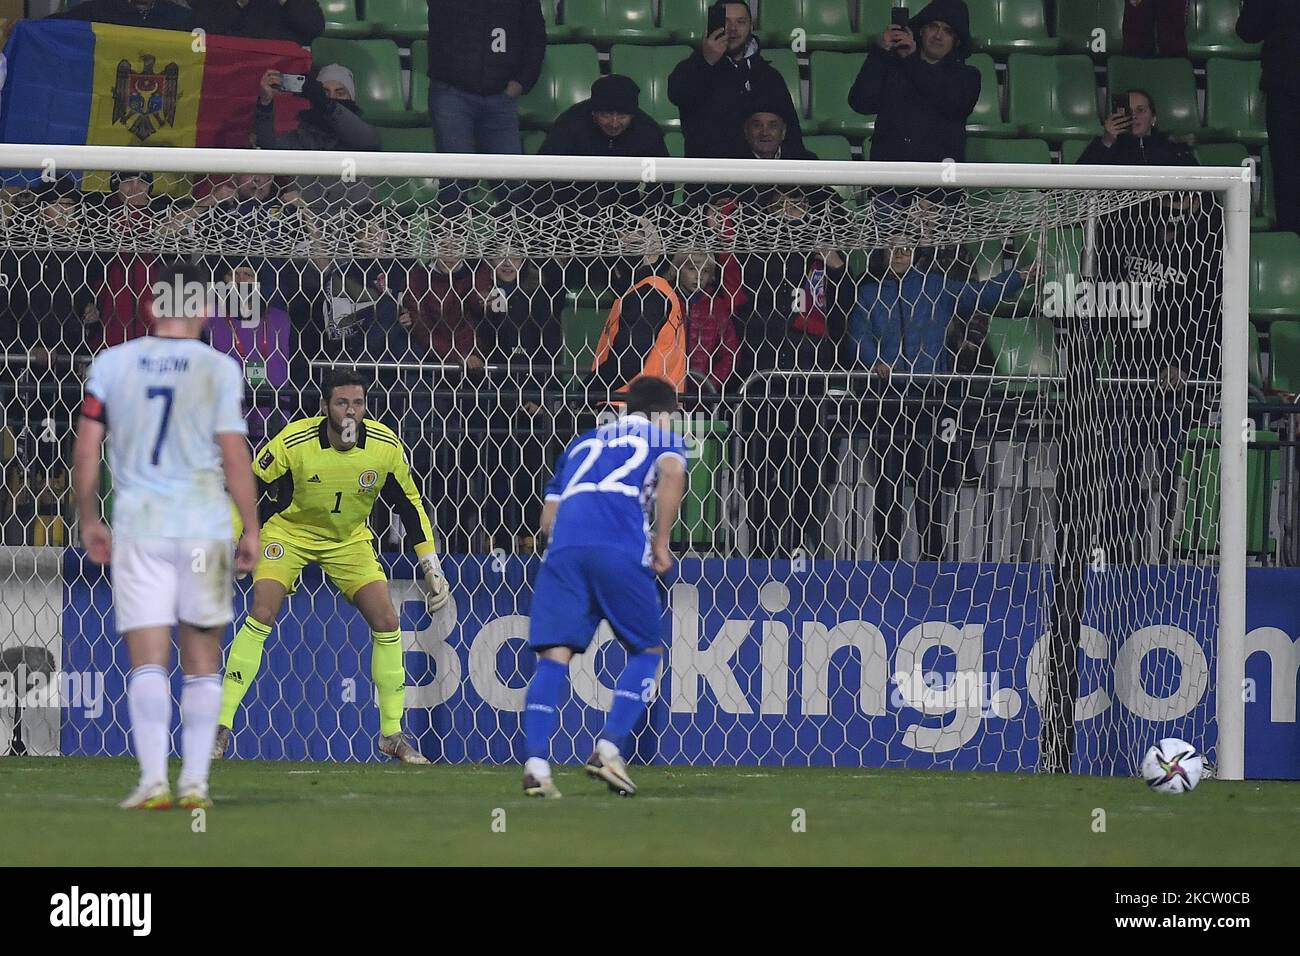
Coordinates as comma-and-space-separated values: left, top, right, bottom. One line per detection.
252, 416, 438, 558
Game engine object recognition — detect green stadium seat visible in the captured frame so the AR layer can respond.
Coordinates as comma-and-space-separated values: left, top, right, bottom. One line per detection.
1179, 426, 1280, 555
311, 38, 416, 126
663, 130, 685, 157
608, 45, 689, 130
1205, 58, 1267, 144
965, 137, 1052, 165
563, 0, 669, 45
1060, 138, 1091, 164
759, 0, 864, 52
1008, 53, 1099, 141
1194, 141, 1250, 169
673, 417, 730, 549
364, 0, 425, 41
320, 0, 369, 38
1250, 232, 1300, 320
966, 53, 1015, 137
516, 44, 601, 130
1107, 56, 1201, 136
378, 125, 434, 151
987, 317, 1057, 391
374, 173, 440, 207
1188, 0, 1262, 60
809, 51, 871, 136
1054, 0, 1124, 57
1258, 145, 1277, 230
963, 238, 1008, 279
543, 0, 575, 42
1268, 321, 1300, 392
409, 40, 429, 116
763, 48, 804, 119
968, 0, 1060, 55
803, 134, 853, 161
522, 129, 547, 154
659, 0, 712, 45
1250, 322, 1264, 393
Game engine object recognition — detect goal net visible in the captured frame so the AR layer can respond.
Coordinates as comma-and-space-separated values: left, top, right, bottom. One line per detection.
0, 147, 1250, 778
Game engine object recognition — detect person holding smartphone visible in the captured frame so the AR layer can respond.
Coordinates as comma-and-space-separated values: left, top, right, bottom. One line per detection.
667, 0, 806, 160
847, 0, 979, 165
1076, 88, 1195, 166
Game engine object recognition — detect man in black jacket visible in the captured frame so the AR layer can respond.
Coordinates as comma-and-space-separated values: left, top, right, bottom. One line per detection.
537, 75, 670, 216
1076, 89, 1196, 166
848, 0, 979, 163
192, 0, 325, 46
52, 0, 193, 31
667, 1, 805, 160
425, 0, 546, 156
1238, 0, 1300, 234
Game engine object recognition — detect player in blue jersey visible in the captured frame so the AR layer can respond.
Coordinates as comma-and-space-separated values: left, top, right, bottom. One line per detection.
522, 376, 688, 798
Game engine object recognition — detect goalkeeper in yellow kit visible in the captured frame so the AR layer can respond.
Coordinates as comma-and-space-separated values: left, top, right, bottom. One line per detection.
214, 369, 450, 764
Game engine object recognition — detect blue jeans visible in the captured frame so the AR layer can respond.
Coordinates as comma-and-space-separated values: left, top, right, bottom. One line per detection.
429, 79, 521, 155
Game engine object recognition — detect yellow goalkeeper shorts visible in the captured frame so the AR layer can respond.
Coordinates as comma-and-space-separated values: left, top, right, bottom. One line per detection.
252, 521, 388, 601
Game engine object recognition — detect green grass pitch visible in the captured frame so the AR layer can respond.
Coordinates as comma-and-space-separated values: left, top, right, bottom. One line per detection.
2, 757, 1297, 866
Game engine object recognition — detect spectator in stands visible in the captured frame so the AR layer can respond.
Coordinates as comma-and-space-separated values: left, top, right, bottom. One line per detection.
255, 66, 381, 153
480, 254, 565, 365
1123, 0, 1188, 58
400, 251, 491, 371
192, 0, 325, 46
848, 0, 979, 164
204, 259, 294, 443
1077, 88, 1196, 165
738, 98, 816, 162
678, 253, 742, 396
425, 0, 545, 156
848, 243, 1035, 560
52, 0, 194, 31
1238, 0, 1300, 235
0, 179, 103, 359
591, 222, 686, 393
667, 1, 806, 160
536, 75, 671, 215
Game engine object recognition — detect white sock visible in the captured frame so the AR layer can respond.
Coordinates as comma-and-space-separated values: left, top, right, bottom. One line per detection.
127, 665, 171, 788
178, 674, 222, 790
525, 757, 552, 780
595, 738, 620, 761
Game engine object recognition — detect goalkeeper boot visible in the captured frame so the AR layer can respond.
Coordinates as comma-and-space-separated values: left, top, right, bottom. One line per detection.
585, 748, 637, 797
522, 771, 562, 799
378, 732, 430, 765
177, 782, 213, 811
119, 780, 173, 810
212, 725, 231, 760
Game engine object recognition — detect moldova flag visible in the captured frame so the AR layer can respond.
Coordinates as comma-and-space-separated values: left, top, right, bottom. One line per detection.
0, 20, 311, 153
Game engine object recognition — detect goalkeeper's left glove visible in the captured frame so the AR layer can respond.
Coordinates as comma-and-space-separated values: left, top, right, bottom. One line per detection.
420, 553, 450, 613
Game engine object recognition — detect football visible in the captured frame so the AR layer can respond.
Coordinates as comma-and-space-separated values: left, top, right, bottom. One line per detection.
1141, 738, 1205, 794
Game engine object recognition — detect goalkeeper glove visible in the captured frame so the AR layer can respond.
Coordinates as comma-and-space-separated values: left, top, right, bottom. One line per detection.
420, 553, 450, 613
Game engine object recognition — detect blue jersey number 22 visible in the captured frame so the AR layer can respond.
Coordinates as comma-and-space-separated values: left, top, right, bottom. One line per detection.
146, 386, 174, 466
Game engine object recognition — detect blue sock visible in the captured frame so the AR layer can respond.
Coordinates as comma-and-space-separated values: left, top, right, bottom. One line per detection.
600, 651, 662, 750
524, 658, 569, 761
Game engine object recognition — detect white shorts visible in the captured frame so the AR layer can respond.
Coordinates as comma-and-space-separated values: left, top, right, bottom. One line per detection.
111, 537, 234, 633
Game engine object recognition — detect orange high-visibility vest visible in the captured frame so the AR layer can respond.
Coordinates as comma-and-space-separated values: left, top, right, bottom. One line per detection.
592, 274, 687, 392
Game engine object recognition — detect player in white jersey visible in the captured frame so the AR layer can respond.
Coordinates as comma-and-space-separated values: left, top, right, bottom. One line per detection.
72, 262, 260, 810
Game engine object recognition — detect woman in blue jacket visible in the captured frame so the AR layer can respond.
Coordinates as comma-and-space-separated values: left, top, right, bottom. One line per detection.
847, 243, 1036, 560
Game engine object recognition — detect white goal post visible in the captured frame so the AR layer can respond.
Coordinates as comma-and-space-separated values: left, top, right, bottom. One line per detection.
0, 144, 1252, 778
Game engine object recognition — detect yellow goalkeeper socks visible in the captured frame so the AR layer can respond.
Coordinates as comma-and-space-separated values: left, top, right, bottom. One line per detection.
219, 617, 273, 728
371, 629, 405, 737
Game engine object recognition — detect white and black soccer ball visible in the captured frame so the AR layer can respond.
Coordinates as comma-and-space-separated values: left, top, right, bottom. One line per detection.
1140, 738, 1204, 794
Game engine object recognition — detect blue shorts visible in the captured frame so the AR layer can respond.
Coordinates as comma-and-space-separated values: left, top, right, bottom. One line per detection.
528, 546, 664, 654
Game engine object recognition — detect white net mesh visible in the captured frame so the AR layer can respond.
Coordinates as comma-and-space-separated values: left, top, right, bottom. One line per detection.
0, 155, 1240, 774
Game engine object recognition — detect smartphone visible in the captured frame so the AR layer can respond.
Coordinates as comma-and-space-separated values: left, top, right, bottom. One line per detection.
891, 5, 910, 28
1110, 93, 1130, 119
706, 4, 726, 36
279, 73, 307, 94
